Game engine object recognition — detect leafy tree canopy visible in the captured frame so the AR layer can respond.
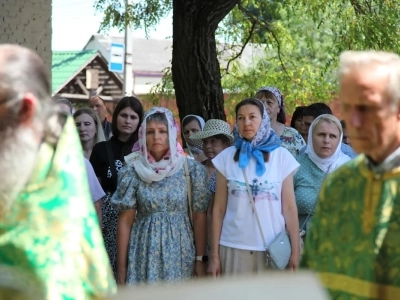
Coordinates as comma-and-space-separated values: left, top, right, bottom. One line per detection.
220, 0, 400, 117
95, 0, 400, 118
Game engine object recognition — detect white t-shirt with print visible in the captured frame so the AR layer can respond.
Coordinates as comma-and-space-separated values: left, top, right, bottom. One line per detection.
212, 146, 299, 251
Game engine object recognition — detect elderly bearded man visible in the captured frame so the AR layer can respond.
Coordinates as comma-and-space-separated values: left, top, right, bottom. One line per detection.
0, 45, 116, 298
302, 51, 400, 299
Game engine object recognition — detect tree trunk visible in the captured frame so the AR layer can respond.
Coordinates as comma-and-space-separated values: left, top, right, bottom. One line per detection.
172, 0, 240, 122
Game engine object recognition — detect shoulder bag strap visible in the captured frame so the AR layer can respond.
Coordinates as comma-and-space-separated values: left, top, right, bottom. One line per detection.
300, 202, 317, 232
184, 158, 193, 227
242, 169, 268, 249
105, 140, 118, 189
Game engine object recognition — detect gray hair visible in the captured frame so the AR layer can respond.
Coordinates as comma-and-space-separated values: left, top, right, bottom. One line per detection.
0, 45, 52, 126
54, 95, 75, 114
338, 50, 400, 105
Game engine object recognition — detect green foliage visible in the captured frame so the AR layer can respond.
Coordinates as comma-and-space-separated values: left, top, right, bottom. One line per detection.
95, 0, 400, 118
219, 0, 400, 117
94, 0, 172, 34
147, 66, 174, 104
293, 0, 400, 53
222, 59, 335, 123
220, 0, 337, 118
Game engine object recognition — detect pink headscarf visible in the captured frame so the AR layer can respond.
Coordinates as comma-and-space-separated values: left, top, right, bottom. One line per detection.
125, 107, 186, 183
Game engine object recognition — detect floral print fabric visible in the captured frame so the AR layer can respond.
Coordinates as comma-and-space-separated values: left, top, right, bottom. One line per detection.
280, 126, 305, 157
210, 171, 217, 193
111, 158, 209, 284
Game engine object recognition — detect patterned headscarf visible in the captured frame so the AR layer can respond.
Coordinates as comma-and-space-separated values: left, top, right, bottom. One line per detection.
125, 107, 186, 183
233, 99, 282, 176
256, 86, 283, 107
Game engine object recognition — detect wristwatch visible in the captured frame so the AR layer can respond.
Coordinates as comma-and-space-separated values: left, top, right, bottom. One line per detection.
195, 255, 208, 262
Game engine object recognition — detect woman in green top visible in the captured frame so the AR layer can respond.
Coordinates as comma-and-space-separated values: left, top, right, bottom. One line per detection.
294, 114, 350, 232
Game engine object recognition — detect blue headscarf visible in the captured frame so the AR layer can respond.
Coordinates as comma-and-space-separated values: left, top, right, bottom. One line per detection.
233, 99, 281, 176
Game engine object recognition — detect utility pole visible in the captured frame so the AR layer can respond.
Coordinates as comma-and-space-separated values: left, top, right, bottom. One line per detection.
123, 0, 134, 96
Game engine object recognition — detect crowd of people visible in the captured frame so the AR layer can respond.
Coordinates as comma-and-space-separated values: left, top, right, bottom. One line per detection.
1, 44, 400, 299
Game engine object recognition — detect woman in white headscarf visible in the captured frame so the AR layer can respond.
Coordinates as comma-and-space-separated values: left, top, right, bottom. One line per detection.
182, 115, 207, 162
111, 107, 209, 285
294, 114, 351, 233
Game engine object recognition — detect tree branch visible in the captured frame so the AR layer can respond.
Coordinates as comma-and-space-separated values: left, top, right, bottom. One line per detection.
365, 0, 373, 14
204, 0, 241, 30
270, 30, 290, 77
224, 21, 257, 75
238, 3, 291, 79
349, 0, 365, 15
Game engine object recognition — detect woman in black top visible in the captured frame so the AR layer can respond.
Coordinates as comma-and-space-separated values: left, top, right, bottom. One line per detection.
90, 96, 143, 277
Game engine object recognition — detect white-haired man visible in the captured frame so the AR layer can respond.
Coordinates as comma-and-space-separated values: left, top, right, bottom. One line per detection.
302, 50, 400, 299
0, 45, 116, 298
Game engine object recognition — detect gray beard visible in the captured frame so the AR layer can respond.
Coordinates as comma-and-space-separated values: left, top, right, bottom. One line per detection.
0, 126, 39, 217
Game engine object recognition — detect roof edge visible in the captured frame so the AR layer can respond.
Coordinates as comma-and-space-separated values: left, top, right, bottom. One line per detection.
52, 51, 100, 95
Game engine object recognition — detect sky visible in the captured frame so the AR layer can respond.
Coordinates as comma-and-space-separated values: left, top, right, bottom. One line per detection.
52, 0, 172, 51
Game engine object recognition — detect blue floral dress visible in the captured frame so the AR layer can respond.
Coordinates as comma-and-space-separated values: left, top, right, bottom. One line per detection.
209, 171, 216, 193
111, 158, 209, 285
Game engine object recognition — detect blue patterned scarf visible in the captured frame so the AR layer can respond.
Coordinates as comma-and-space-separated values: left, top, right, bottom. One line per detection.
233, 100, 281, 176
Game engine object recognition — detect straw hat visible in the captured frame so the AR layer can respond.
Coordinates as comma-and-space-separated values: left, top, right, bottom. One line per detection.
189, 119, 234, 148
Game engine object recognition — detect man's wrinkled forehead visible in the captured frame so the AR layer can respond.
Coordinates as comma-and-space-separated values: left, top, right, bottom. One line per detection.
341, 62, 390, 86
